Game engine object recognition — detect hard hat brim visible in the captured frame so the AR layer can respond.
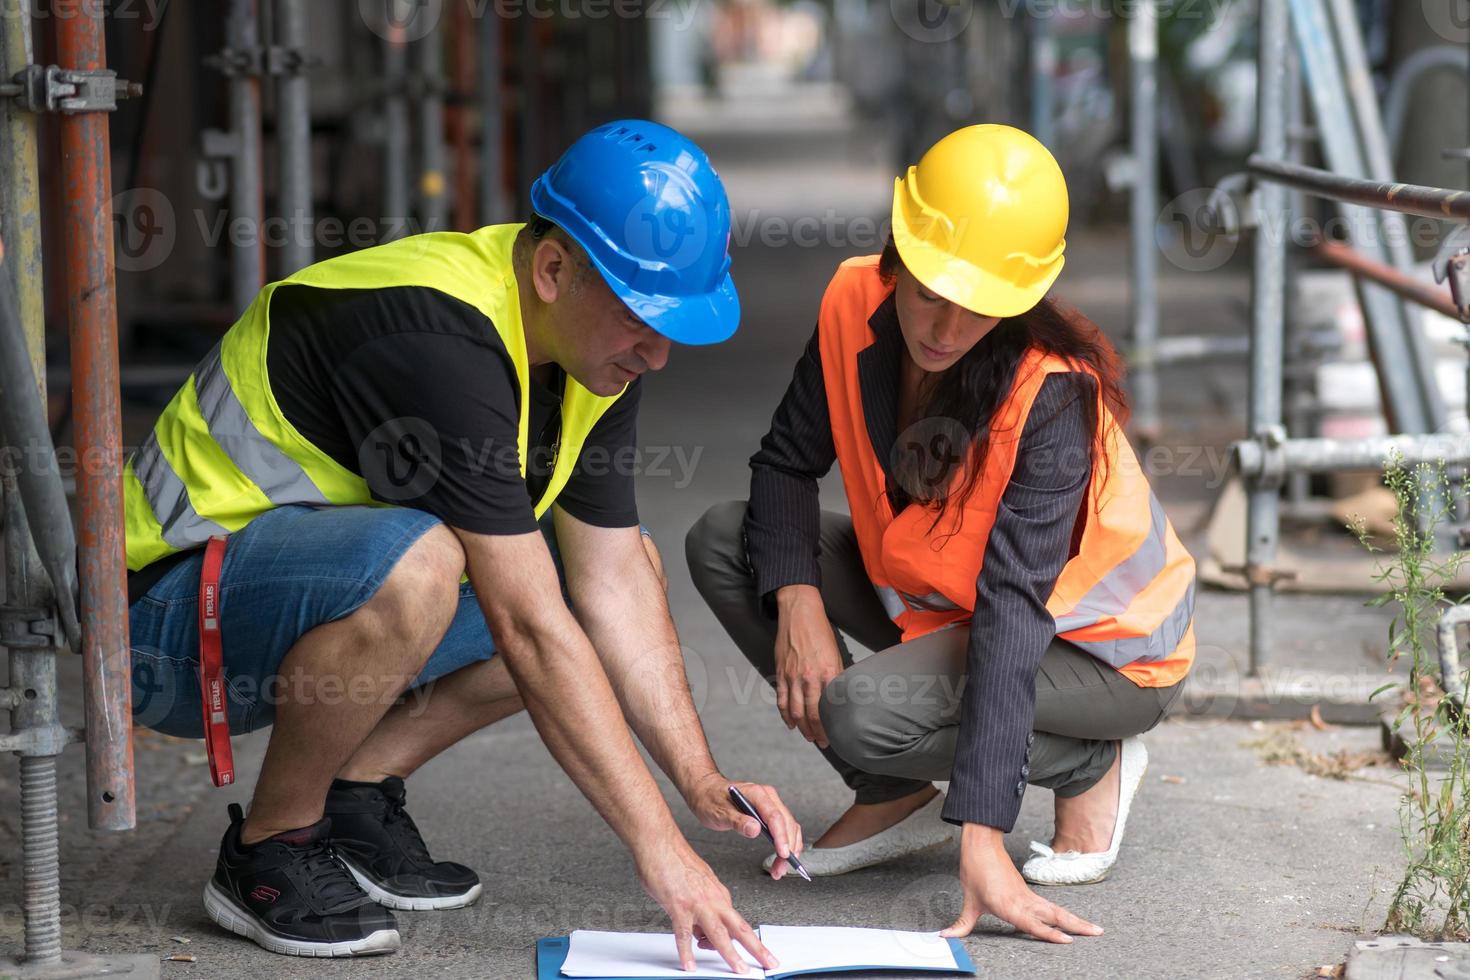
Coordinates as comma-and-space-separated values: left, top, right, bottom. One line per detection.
602, 262, 742, 346
891, 188, 1064, 319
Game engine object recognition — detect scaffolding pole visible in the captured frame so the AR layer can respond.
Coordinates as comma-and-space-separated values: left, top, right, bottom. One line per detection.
478, 6, 504, 226
1128, 0, 1160, 442
415, 17, 447, 233
1245, 0, 1291, 677
52, 0, 134, 836
383, 2, 411, 240
275, 0, 314, 275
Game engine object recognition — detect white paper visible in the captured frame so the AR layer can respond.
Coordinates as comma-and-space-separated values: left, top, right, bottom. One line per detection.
559, 930, 762, 978
559, 925, 959, 979
757, 925, 959, 976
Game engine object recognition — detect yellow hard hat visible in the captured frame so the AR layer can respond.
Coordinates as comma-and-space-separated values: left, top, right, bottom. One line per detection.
891, 124, 1069, 318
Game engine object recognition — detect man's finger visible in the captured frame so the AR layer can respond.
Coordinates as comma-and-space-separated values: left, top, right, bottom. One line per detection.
673, 920, 695, 971
768, 855, 787, 880
748, 787, 793, 858
696, 917, 746, 974
726, 912, 778, 972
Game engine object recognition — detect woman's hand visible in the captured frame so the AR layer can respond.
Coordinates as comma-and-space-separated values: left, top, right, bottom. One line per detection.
940, 824, 1104, 944
773, 585, 844, 748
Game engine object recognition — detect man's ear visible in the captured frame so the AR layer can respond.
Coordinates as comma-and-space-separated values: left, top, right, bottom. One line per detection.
530, 238, 569, 305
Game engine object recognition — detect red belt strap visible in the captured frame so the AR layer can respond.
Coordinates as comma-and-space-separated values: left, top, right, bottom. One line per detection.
198, 534, 235, 787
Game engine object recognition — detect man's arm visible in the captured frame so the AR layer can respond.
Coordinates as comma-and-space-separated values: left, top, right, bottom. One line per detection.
552, 508, 804, 872
456, 526, 776, 972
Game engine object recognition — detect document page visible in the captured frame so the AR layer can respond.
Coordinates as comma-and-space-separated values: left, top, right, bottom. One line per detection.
757, 925, 961, 976
559, 926, 964, 978
560, 930, 763, 978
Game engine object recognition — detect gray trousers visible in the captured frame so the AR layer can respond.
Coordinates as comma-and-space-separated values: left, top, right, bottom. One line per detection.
685, 501, 1183, 806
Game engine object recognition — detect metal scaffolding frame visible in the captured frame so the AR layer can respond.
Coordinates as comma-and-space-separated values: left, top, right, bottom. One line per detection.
1228, 0, 1470, 674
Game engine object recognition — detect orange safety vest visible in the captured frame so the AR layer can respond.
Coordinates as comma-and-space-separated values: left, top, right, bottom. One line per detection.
818, 256, 1195, 688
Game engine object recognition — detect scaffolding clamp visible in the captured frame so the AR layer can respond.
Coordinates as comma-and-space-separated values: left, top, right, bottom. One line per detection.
1433, 226, 1470, 322
1, 64, 141, 114
0, 604, 57, 651
1233, 425, 1289, 489
262, 45, 321, 77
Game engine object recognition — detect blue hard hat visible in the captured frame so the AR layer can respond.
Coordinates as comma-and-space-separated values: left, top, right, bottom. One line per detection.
529, 120, 740, 345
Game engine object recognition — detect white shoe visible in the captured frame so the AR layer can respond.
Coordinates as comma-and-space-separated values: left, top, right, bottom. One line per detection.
1021, 736, 1148, 886
762, 792, 956, 877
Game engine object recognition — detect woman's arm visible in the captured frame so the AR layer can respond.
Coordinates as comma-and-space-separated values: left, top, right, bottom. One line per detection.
939, 371, 1105, 945
744, 325, 838, 603
745, 326, 845, 749
943, 372, 1097, 831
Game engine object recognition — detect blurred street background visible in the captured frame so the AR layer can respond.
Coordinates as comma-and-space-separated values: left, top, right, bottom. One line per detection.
4, 1, 1470, 977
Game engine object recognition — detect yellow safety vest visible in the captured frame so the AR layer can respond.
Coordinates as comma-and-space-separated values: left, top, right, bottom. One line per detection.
123, 223, 625, 572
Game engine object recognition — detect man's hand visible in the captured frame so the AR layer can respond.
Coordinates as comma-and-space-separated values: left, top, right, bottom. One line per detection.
940, 824, 1104, 944
774, 585, 843, 748
686, 774, 805, 880
637, 841, 779, 974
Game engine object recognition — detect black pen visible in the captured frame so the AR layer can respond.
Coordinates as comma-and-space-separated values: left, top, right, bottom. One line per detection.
728, 785, 811, 882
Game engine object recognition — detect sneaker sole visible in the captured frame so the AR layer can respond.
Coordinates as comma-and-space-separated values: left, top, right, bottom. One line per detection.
340, 856, 484, 911
203, 880, 400, 957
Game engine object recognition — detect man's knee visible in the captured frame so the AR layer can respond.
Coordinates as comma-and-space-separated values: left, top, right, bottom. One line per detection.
684, 500, 748, 594
358, 523, 464, 654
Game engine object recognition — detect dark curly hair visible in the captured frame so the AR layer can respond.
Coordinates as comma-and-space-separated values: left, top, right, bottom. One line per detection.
878, 236, 1129, 528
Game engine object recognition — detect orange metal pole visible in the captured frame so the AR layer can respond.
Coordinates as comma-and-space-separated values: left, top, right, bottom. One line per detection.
54, 0, 135, 831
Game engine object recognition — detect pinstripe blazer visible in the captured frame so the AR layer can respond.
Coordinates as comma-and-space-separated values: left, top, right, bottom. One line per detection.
744, 296, 1094, 830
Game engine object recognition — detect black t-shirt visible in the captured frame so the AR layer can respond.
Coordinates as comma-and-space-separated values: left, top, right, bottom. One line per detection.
127, 284, 640, 603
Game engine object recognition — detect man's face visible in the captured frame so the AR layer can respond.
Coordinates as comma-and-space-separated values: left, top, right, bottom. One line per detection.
534, 239, 673, 396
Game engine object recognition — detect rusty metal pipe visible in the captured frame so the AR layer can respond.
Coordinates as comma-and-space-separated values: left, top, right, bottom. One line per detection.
53, 0, 135, 832
1248, 154, 1470, 223
1313, 239, 1464, 322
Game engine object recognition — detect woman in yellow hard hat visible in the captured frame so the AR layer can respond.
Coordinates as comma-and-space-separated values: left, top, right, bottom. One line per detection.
687, 125, 1197, 943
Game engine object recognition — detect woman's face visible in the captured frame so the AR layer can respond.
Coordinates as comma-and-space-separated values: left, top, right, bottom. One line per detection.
893, 265, 1002, 374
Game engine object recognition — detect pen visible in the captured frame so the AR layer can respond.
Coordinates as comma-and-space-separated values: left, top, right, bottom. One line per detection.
728, 785, 812, 882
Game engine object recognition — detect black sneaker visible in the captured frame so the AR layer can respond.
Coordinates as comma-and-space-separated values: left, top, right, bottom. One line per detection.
203, 803, 400, 957
325, 776, 483, 911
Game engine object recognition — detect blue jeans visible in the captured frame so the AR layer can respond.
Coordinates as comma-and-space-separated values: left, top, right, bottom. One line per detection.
128, 504, 557, 739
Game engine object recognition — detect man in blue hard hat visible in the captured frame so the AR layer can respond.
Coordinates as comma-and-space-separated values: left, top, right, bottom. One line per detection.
123, 120, 800, 967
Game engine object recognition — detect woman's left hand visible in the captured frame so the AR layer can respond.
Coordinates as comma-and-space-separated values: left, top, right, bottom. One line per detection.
940, 824, 1103, 944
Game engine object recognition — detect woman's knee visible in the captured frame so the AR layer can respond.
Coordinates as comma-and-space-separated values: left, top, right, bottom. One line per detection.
819, 675, 881, 769
684, 500, 749, 594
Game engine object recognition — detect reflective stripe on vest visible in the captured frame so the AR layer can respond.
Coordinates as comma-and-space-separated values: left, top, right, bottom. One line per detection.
817, 254, 1196, 688
124, 223, 626, 572
1051, 493, 1196, 668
